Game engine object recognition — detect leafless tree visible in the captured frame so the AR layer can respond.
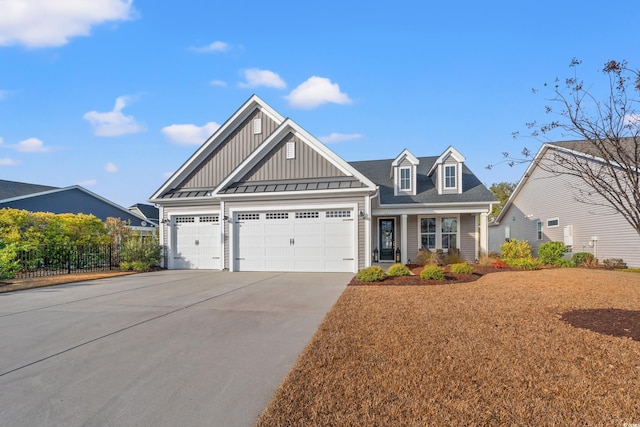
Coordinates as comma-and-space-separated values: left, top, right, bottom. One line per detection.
490, 59, 640, 236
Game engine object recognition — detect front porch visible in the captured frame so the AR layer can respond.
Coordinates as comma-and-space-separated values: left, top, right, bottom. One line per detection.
368, 212, 490, 266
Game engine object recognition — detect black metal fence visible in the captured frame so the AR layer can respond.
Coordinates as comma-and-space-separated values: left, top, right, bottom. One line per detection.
14, 244, 121, 278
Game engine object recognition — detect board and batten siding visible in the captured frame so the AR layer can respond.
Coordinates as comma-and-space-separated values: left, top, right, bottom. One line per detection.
177, 109, 279, 190
489, 158, 640, 267
243, 133, 346, 182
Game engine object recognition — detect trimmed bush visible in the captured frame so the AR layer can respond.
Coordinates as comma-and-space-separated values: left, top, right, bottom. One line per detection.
450, 263, 473, 274
0, 243, 20, 280
538, 241, 568, 265
500, 239, 532, 260
505, 257, 542, 270
420, 265, 445, 280
572, 252, 595, 267
356, 266, 386, 282
386, 263, 411, 277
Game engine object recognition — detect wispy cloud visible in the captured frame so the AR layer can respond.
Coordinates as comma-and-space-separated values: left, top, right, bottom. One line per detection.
0, 158, 20, 166
15, 138, 52, 153
286, 76, 352, 109
0, 0, 135, 48
161, 121, 220, 145
77, 179, 97, 187
319, 133, 363, 144
105, 162, 118, 173
83, 96, 145, 137
210, 79, 227, 87
191, 41, 231, 53
239, 68, 286, 89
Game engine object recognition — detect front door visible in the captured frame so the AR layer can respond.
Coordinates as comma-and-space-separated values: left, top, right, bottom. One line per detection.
379, 218, 395, 261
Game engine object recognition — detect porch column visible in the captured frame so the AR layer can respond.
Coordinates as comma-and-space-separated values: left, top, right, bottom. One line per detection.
479, 212, 489, 259
401, 214, 408, 264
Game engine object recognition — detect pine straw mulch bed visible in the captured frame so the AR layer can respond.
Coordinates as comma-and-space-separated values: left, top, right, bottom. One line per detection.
257, 268, 640, 426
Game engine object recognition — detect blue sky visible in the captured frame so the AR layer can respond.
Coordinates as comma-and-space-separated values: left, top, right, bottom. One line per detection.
1, 0, 638, 207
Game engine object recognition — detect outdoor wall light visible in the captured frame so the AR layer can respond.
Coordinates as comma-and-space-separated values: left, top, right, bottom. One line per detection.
359, 210, 366, 218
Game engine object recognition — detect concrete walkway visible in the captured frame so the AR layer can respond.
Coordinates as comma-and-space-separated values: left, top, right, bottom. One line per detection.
0, 270, 350, 427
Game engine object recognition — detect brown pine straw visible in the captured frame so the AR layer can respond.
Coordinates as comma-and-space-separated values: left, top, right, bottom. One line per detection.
257, 269, 640, 426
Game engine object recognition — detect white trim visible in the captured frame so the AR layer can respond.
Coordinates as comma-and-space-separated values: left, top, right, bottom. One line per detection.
164, 208, 222, 270
150, 95, 285, 201
228, 202, 358, 272
444, 164, 456, 189
377, 217, 396, 262
416, 214, 461, 251
546, 217, 560, 228
401, 214, 408, 264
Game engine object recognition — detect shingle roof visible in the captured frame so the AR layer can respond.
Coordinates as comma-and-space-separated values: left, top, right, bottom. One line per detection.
349, 157, 496, 204
129, 203, 159, 222
218, 177, 367, 194
0, 179, 59, 200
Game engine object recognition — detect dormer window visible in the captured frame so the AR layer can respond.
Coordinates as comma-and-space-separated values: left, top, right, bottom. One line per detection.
444, 165, 456, 189
400, 167, 411, 191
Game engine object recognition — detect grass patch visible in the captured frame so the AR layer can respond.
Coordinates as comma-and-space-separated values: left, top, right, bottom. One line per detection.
257, 269, 640, 426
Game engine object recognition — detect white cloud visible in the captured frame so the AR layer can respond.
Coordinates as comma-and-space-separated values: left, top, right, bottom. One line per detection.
191, 41, 230, 53
0, 0, 135, 48
0, 158, 20, 166
239, 68, 286, 89
83, 96, 145, 137
286, 76, 352, 109
105, 162, 118, 173
15, 137, 51, 153
161, 121, 220, 145
319, 133, 363, 144
77, 179, 97, 187
210, 79, 227, 87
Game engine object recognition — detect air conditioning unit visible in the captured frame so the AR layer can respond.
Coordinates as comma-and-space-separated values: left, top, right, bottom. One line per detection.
563, 225, 574, 247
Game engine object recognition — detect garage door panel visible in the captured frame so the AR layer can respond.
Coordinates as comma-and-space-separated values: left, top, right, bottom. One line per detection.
235, 209, 355, 272
173, 216, 221, 270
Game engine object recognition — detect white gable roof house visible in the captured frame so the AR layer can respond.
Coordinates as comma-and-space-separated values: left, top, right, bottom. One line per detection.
489, 140, 640, 268
150, 95, 496, 272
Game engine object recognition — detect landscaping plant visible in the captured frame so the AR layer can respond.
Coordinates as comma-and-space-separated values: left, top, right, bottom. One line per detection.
538, 241, 568, 265
420, 265, 445, 280
356, 266, 386, 282
0, 242, 20, 280
449, 263, 473, 274
120, 236, 162, 271
572, 252, 595, 267
386, 263, 411, 277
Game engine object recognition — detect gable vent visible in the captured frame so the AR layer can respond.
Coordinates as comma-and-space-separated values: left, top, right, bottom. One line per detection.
253, 118, 262, 134
286, 141, 296, 159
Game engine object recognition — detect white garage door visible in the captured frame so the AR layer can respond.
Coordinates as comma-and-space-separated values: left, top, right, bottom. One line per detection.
234, 209, 355, 272
172, 215, 221, 269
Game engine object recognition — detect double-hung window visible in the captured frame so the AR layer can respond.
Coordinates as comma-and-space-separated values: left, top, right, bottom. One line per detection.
399, 167, 411, 191
444, 165, 456, 189
420, 216, 458, 250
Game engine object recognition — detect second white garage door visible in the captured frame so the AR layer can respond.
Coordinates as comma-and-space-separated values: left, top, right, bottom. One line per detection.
233, 209, 356, 272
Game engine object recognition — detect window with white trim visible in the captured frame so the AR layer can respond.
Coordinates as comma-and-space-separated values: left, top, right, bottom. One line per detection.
399, 167, 411, 191
547, 218, 559, 228
420, 217, 436, 249
537, 221, 543, 240
441, 217, 457, 249
419, 216, 458, 250
444, 165, 456, 189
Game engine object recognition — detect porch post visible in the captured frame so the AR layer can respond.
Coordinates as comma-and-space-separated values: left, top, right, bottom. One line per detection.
401, 214, 408, 264
479, 212, 489, 259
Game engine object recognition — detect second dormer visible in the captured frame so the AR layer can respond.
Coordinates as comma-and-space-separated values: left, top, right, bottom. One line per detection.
428, 146, 465, 195
391, 149, 419, 196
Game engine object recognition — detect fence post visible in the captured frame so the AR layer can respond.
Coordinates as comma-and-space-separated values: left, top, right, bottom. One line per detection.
67, 245, 71, 274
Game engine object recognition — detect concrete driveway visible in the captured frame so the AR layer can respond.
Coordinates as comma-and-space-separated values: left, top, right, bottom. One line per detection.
0, 270, 350, 427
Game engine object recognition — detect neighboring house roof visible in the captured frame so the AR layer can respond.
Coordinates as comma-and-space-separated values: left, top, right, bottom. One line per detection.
0, 181, 154, 228
129, 203, 159, 224
0, 179, 59, 199
350, 156, 496, 205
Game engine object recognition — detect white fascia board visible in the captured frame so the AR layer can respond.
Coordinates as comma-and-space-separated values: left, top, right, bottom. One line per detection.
391, 148, 419, 167
427, 145, 466, 176
212, 119, 377, 195
493, 143, 549, 224
373, 206, 491, 215
150, 95, 285, 200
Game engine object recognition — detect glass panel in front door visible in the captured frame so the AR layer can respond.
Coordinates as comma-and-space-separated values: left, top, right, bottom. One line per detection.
380, 219, 395, 261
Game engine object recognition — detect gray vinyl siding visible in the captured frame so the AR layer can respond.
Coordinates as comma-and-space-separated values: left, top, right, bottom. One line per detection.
459, 213, 476, 261
177, 109, 278, 190
243, 133, 346, 182
407, 216, 418, 259
490, 157, 640, 267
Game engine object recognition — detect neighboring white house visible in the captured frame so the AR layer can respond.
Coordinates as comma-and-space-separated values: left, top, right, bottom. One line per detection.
149, 95, 496, 272
489, 141, 640, 267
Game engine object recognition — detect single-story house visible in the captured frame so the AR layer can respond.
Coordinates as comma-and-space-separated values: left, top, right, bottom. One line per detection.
489, 140, 640, 268
149, 95, 496, 272
0, 179, 156, 232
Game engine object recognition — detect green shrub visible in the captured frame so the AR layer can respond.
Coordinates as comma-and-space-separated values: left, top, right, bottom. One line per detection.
505, 257, 542, 270
0, 243, 20, 280
120, 261, 153, 272
386, 263, 411, 277
572, 252, 595, 267
500, 239, 532, 260
538, 241, 568, 265
555, 258, 574, 268
444, 248, 463, 265
356, 266, 386, 282
420, 265, 445, 280
450, 263, 473, 274
120, 237, 162, 270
